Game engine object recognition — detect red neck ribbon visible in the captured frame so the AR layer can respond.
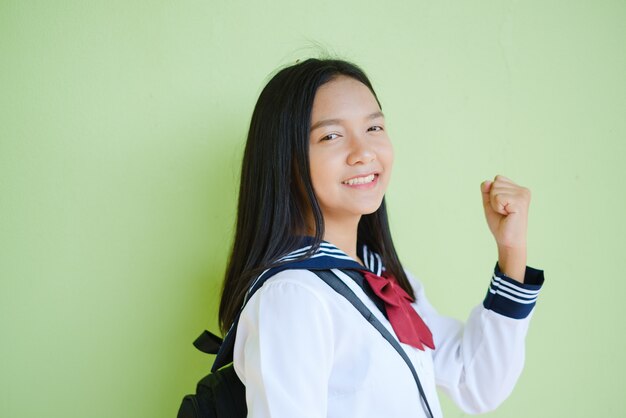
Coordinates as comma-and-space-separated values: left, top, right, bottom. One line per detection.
361, 270, 435, 351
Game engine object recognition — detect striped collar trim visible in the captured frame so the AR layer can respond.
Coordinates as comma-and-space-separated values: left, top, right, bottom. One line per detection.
245, 238, 385, 304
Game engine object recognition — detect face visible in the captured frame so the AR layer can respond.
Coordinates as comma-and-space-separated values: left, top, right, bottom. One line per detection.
308, 76, 394, 227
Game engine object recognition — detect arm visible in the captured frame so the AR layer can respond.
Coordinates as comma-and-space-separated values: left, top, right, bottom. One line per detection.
233, 278, 334, 418
410, 266, 543, 414
421, 175, 543, 413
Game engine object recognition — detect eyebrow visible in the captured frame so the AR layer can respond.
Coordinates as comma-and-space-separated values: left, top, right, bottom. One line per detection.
310, 111, 385, 132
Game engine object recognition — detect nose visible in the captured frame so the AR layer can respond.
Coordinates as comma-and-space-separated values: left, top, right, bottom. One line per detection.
346, 134, 376, 166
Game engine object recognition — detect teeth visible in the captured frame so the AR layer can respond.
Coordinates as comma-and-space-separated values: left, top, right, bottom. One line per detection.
343, 174, 376, 185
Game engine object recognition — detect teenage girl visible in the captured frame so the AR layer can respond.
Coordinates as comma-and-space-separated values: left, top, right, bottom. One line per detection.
217, 58, 544, 418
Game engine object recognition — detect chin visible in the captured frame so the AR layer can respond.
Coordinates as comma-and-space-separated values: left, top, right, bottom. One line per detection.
357, 201, 384, 216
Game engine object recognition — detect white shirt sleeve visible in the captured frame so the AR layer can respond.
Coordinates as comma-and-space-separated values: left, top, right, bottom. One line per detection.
407, 267, 543, 414
233, 278, 334, 418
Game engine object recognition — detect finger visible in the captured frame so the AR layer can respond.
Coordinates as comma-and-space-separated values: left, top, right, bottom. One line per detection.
488, 184, 523, 197
491, 191, 530, 215
490, 191, 508, 215
493, 174, 515, 184
488, 179, 527, 195
492, 175, 518, 187
489, 180, 531, 202
481, 180, 493, 208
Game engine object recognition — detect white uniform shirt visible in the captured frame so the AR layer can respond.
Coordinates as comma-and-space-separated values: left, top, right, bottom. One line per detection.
232, 241, 544, 418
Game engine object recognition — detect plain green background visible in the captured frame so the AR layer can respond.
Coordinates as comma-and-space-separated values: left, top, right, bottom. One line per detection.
1, 1, 625, 417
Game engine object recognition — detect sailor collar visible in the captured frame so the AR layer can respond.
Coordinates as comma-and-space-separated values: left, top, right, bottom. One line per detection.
212, 236, 385, 371
245, 236, 385, 303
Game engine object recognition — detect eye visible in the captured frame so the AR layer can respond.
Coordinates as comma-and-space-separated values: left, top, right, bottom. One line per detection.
368, 125, 384, 132
321, 133, 341, 141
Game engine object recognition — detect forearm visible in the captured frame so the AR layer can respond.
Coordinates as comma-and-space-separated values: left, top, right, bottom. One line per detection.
435, 306, 531, 414
497, 245, 527, 283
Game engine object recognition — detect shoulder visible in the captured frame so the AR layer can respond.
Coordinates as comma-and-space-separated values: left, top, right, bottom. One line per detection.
251, 269, 335, 301
240, 269, 340, 321
239, 269, 381, 330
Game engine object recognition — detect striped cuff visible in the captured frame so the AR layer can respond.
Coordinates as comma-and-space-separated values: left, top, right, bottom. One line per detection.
482, 263, 545, 319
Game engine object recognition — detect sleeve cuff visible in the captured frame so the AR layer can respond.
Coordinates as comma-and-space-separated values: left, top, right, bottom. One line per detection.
482, 263, 545, 319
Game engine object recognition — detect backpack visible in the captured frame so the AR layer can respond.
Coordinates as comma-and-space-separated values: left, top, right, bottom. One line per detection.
177, 269, 434, 418
177, 331, 246, 418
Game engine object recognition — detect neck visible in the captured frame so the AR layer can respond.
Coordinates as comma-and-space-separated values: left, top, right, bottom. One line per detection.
320, 215, 362, 264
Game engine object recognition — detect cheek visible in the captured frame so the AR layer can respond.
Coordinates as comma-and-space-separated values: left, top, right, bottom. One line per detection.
308, 151, 335, 195
380, 140, 394, 172
311, 166, 335, 193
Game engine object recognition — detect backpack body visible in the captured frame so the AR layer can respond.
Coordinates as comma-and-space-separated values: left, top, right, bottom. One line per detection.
177, 364, 246, 418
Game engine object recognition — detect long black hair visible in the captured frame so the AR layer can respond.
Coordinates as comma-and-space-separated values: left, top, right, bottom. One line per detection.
218, 58, 413, 334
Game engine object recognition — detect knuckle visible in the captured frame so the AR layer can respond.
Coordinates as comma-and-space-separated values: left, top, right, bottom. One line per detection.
493, 193, 506, 204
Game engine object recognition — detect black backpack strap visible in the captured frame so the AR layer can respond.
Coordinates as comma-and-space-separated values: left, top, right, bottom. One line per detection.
344, 269, 388, 319
209, 320, 237, 371
193, 330, 223, 355
313, 269, 435, 418
210, 269, 286, 371
208, 267, 383, 369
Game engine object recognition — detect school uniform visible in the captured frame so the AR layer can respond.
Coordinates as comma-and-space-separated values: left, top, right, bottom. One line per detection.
231, 238, 544, 418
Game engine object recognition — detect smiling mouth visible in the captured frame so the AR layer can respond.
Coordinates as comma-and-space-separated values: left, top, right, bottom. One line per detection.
342, 173, 377, 186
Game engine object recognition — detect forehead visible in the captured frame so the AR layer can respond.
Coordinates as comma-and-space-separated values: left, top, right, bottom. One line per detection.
311, 76, 380, 120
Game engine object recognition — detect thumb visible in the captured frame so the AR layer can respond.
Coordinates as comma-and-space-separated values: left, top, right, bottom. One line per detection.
481, 180, 500, 234
480, 180, 493, 209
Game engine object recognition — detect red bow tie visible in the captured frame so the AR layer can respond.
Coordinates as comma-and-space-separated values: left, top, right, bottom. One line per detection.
361, 270, 435, 351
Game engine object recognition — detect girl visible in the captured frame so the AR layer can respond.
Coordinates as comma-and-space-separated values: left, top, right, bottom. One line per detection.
217, 58, 544, 417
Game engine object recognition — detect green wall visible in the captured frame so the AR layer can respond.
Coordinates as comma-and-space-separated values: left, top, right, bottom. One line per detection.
1, 1, 625, 416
